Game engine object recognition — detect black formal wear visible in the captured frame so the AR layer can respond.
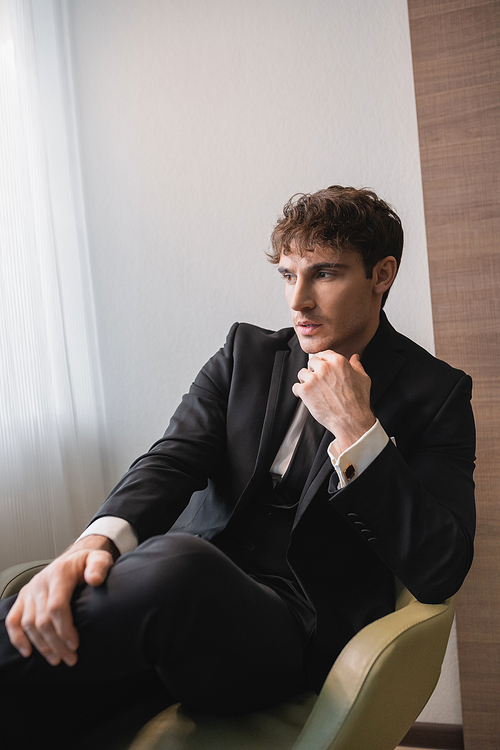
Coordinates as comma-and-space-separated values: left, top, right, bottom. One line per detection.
0, 311, 476, 745
92, 310, 476, 687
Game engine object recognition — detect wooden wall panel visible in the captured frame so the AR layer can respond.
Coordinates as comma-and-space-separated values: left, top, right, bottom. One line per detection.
408, 1, 500, 747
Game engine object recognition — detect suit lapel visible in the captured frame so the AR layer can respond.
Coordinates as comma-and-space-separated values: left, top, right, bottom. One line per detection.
234, 336, 307, 512
293, 313, 407, 528
257, 345, 305, 475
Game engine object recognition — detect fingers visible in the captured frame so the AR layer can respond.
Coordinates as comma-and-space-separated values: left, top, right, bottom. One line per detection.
297, 366, 312, 382
6, 585, 78, 667
308, 350, 343, 372
293, 366, 315, 397
309, 351, 368, 381
6, 556, 81, 665
26, 587, 79, 667
349, 353, 366, 373
42, 571, 82, 658
83, 550, 114, 587
5, 597, 33, 658
293, 346, 373, 438
5, 543, 115, 668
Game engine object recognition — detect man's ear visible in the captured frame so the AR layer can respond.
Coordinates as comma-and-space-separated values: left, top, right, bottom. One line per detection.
373, 256, 398, 297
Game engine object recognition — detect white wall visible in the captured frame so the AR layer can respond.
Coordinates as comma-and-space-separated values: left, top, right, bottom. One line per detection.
65, 0, 458, 724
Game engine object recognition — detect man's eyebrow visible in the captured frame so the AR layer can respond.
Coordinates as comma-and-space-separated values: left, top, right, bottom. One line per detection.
277, 261, 348, 274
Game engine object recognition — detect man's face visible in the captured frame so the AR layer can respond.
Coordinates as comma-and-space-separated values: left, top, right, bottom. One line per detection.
278, 246, 383, 358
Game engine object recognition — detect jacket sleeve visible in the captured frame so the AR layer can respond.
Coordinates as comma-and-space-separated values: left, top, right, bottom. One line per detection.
90, 323, 239, 543
331, 372, 476, 603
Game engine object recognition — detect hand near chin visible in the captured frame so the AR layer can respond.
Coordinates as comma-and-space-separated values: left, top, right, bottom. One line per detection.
292, 350, 375, 452
5, 536, 116, 668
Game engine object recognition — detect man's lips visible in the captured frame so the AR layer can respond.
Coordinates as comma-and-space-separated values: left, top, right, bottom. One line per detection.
296, 321, 322, 335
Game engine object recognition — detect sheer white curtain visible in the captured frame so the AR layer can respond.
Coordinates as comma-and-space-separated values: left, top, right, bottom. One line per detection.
0, 0, 107, 569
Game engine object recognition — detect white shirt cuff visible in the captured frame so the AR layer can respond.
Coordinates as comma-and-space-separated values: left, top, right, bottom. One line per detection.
77, 517, 138, 556
328, 419, 389, 488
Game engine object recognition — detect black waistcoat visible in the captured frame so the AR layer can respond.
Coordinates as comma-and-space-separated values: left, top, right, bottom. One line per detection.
211, 413, 323, 636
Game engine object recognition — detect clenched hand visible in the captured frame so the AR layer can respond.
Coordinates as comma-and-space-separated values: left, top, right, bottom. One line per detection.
293, 351, 375, 452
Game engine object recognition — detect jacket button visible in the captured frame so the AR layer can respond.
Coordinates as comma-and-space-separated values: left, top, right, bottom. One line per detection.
347, 513, 358, 519
246, 542, 255, 551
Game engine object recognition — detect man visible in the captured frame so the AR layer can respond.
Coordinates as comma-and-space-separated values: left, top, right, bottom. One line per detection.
0, 186, 475, 742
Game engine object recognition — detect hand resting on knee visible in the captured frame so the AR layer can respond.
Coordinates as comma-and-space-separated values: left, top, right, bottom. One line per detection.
5, 534, 118, 668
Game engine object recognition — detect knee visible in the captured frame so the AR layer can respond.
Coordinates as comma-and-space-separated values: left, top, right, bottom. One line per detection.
139, 532, 218, 569
116, 533, 225, 603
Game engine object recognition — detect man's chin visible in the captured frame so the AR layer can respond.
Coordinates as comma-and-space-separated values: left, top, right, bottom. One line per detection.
296, 335, 325, 355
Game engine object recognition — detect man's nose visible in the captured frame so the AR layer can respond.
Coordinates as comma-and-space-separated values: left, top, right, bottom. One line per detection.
289, 279, 315, 311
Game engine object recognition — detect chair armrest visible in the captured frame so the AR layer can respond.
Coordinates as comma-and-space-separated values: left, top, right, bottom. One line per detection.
291, 596, 455, 750
0, 561, 52, 598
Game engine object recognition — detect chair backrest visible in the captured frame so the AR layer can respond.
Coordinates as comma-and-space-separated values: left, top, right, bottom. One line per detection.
394, 577, 417, 609
290, 592, 455, 750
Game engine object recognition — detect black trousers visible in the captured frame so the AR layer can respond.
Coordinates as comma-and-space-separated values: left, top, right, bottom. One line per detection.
0, 533, 312, 748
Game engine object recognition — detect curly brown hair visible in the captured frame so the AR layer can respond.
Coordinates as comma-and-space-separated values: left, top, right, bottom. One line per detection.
268, 186, 403, 306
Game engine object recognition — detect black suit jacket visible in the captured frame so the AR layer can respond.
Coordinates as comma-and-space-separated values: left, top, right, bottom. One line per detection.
94, 312, 475, 688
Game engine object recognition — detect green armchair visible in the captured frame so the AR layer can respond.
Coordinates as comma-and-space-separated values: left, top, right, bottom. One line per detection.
1, 562, 455, 750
